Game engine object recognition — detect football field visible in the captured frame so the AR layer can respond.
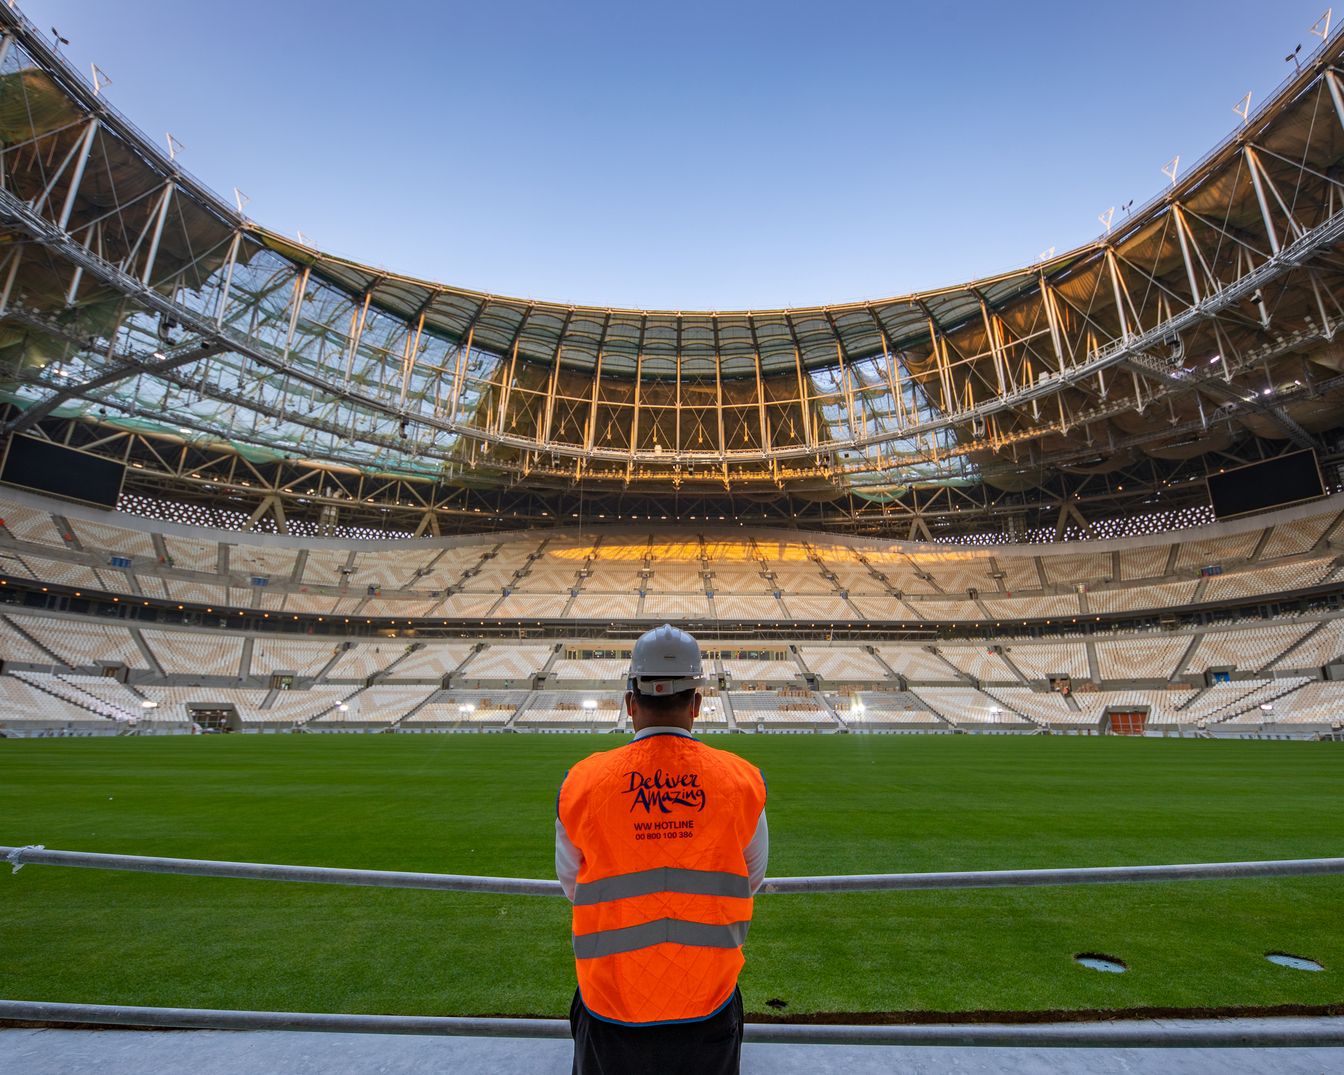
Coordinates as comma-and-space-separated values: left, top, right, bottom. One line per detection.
1, 734, 1340, 1020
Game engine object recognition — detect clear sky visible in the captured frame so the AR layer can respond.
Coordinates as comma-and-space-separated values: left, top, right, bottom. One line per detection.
16, 0, 1336, 309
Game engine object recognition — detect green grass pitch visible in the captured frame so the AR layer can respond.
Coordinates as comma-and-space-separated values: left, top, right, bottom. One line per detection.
1, 734, 1340, 1020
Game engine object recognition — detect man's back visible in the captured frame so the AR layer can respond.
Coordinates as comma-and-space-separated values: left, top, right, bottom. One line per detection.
558, 731, 767, 1025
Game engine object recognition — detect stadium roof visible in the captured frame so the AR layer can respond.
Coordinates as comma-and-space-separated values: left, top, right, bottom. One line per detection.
2, 2, 1344, 537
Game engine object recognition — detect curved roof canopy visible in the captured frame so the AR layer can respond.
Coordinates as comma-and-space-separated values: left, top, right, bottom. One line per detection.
2, 1, 1344, 510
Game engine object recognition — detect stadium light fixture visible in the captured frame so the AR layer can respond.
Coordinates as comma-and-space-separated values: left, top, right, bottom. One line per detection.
582, 699, 598, 711
140, 700, 157, 709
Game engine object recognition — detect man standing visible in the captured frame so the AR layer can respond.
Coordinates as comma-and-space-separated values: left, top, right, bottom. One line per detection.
556, 624, 768, 1075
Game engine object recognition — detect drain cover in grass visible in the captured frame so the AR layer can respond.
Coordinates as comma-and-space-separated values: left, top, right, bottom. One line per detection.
1265, 952, 1324, 971
1074, 953, 1126, 973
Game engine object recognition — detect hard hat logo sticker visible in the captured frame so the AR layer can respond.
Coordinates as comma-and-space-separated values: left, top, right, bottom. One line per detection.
622, 768, 707, 813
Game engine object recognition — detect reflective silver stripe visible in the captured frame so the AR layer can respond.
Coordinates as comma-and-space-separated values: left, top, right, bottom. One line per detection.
573, 918, 750, 959
574, 867, 750, 906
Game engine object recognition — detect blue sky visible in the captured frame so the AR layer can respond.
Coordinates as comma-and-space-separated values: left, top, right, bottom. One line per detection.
17, 1, 1336, 308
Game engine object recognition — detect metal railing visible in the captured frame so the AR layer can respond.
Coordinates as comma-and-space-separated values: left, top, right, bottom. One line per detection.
2, 999, 1343, 1048
5, 844, 1342, 1048
5, 844, 1344, 895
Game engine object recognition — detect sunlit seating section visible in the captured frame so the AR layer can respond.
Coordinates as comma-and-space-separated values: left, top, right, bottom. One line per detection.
933, 646, 1007, 682
713, 594, 785, 620
783, 594, 856, 620
798, 646, 887, 682
383, 643, 474, 680
491, 593, 570, 618
643, 593, 711, 619
1185, 625, 1315, 674
9, 615, 140, 668
463, 644, 551, 682
722, 658, 800, 685
0, 497, 59, 544
1000, 643, 1090, 680
0, 673, 115, 732
874, 645, 960, 682
1201, 559, 1332, 601
551, 658, 630, 683
1094, 634, 1192, 680
141, 629, 245, 677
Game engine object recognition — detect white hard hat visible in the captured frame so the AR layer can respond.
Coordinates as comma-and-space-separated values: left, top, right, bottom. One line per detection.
627, 624, 706, 696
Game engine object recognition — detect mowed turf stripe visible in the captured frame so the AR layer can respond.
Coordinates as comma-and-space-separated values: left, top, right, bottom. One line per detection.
1, 735, 1340, 1016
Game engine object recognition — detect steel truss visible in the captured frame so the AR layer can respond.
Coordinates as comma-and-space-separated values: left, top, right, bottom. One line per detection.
3, 3, 1344, 533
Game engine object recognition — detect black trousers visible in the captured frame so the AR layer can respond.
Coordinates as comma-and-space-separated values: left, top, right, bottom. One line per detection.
569, 987, 744, 1075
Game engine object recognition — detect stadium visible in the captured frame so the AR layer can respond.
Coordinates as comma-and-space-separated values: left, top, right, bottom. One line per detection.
0, 1, 1341, 1070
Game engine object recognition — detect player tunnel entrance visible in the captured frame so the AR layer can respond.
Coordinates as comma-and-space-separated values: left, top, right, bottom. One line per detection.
1103, 709, 1148, 736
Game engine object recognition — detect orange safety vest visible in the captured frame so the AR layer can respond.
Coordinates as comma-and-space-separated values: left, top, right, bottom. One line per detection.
558, 732, 767, 1025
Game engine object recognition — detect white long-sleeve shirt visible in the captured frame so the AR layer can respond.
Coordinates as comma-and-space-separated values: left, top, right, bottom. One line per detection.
555, 724, 769, 901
